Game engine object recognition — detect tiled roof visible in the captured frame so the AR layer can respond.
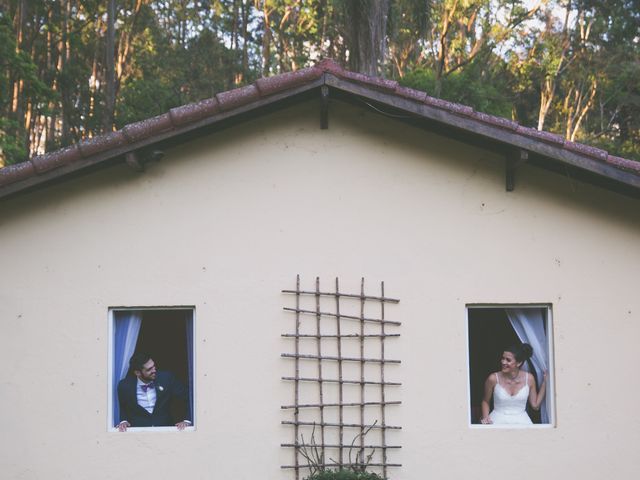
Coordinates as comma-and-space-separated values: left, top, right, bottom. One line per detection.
1, 58, 639, 197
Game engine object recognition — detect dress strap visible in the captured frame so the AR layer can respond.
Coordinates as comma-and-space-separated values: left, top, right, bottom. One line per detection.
495, 372, 499, 385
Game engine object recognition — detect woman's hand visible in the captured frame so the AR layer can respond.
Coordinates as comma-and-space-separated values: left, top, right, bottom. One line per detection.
480, 417, 493, 425
529, 370, 548, 410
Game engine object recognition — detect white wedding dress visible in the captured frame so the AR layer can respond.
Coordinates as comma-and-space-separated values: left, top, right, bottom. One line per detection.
489, 373, 532, 425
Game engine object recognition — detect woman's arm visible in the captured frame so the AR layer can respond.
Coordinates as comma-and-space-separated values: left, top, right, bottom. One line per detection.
528, 371, 548, 410
480, 374, 497, 424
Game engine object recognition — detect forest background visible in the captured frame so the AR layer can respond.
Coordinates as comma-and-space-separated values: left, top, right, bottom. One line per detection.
1, 0, 638, 168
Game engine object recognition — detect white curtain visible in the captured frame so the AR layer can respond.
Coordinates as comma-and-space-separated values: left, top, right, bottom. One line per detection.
506, 308, 550, 423
113, 311, 142, 425
185, 310, 194, 424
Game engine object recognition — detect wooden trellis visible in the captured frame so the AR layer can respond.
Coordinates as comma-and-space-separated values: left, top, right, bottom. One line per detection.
281, 276, 401, 479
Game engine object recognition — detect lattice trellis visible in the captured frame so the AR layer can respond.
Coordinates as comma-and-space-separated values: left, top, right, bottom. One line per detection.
281, 276, 401, 479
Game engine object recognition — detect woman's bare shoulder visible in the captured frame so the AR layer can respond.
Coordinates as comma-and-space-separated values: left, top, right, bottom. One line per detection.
485, 372, 499, 385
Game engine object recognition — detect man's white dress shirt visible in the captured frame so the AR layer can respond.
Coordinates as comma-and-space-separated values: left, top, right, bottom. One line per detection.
136, 378, 156, 413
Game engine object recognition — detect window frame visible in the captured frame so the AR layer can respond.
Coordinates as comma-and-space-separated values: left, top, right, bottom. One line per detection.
465, 303, 555, 429
107, 305, 196, 433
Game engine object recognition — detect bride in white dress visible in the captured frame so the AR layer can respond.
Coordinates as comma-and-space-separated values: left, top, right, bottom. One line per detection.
480, 343, 547, 425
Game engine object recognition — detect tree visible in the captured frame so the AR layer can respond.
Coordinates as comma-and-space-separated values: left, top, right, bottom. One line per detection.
388, 0, 430, 79
425, 0, 543, 97
0, 0, 637, 166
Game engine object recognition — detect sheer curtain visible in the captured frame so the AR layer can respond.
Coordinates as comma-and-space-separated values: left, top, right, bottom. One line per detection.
185, 310, 194, 424
113, 311, 142, 426
506, 307, 550, 423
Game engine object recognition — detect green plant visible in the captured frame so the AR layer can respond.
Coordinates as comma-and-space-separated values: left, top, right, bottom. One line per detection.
299, 421, 385, 480
306, 470, 383, 480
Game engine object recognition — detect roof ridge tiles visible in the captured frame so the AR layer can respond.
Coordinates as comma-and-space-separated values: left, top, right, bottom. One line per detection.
424, 95, 474, 116
515, 125, 566, 146
0, 57, 638, 195
31, 144, 82, 174
216, 84, 260, 111
470, 111, 519, 131
563, 139, 608, 161
316, 57, 399, 92
315, 58, 343, 75
169, 97, 220, 126
607, 154, 640, 174
255, 66, 323, 96
0, 160, 36, 187
121, 113, 173, 143
78, 130, 127, 158
338, 70, 399, 92
395, 86, 428, 103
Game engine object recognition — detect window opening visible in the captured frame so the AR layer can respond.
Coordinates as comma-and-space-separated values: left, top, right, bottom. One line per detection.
467, 305, 553, 427
110, 307, 194, 429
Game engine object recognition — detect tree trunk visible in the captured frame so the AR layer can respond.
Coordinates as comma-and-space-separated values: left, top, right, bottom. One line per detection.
318, 0, 328, 56
564, 80, 597, 141
232, 0, 239, 51
104, 0, 116, 132
46, 4, 57, 149
60, 0, 72, 144
11, 0, 27, 150
346, 0, 390, 77
536, 1, 571, 131
259, 1, 272, 76
115, 1, 144, 96
241, 0, 249, 81
434, 0, 459, 97
537, 77, 556, 131
89, 50, 99, 125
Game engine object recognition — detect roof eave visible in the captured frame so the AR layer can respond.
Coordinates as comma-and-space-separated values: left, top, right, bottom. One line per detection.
0, 77, 325, 200
1, 60, 639, 200
324, 74, 640, 191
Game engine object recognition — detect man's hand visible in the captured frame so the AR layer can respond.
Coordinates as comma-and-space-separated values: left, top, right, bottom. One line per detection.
117, 421, 131, 432
175, 421, 191, 431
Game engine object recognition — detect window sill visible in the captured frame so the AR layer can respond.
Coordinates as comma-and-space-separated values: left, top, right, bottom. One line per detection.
469, 423, 554, 429
109, 426, 196, 433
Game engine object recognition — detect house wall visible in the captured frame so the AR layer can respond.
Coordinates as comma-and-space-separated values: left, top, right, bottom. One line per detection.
1, 100, 639, 480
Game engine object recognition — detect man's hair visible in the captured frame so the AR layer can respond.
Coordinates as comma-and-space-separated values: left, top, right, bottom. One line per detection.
129, 352, 152, 373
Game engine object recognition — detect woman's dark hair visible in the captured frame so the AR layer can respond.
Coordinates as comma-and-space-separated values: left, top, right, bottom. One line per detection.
504, 343, 533, 363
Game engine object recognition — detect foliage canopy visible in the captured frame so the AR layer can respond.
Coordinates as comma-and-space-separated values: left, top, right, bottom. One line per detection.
1, 0, 638, 167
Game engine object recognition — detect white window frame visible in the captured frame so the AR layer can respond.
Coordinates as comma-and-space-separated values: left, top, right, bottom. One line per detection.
107, 306, 196, 433
465, 303, 555, 429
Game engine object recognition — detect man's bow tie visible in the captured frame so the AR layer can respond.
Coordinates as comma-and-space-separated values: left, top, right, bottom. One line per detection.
141, 382, 155, 392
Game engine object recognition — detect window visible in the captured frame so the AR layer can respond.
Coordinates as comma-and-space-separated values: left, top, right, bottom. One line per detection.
467, 305, 554, 427
108, 307, 194, 431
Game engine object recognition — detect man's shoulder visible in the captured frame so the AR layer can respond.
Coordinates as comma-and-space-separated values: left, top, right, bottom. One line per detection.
156, 370, 176, 382
156, 371, 186, 392
118, 375, 136, 389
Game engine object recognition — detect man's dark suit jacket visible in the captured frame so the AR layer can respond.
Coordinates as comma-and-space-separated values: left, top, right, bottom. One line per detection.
117, 371, 191, 427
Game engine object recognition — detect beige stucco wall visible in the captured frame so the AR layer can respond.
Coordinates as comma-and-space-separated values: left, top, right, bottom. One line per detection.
1, 100, 639, 480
